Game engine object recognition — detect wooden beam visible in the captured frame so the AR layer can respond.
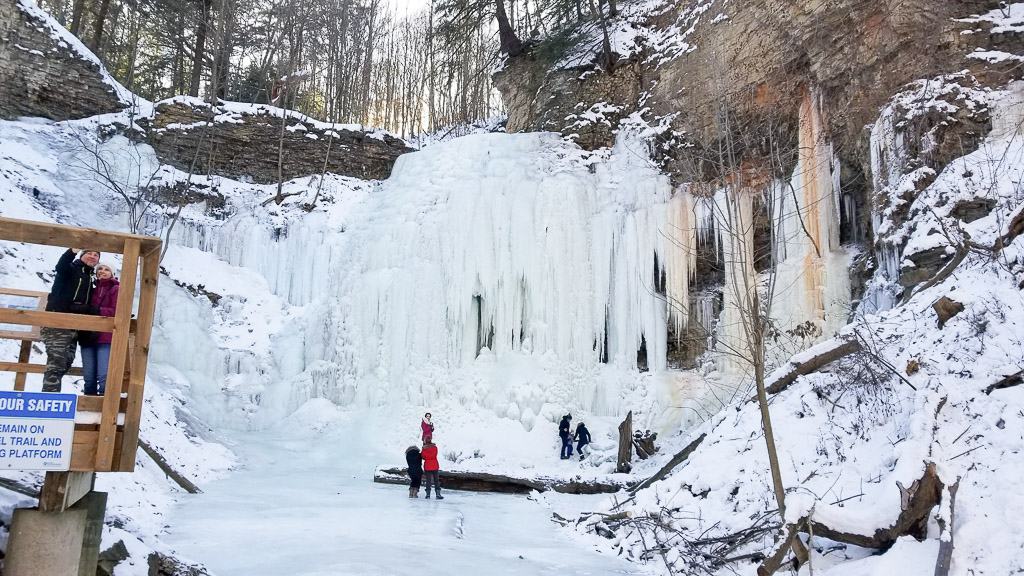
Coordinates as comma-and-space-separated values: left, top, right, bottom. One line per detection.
38, 471, 94, 513
0, 361, 83, 377
0, 309, 115, 332
118, 251, 159, 471
13, 340, 32, 391
0, 216, 160, 254
95, 239, 139, 471
70, 430, 124, 471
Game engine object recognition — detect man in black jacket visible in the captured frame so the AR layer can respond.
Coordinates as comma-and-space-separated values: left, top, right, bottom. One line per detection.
574, 422, 592, 461
41, 248, 99, 392
559, 414, 573, 459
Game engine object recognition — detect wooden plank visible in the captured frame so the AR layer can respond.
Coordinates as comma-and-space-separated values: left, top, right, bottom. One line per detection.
70, 430, 123, 472
75, 395, 128, 414
94, 240, 139, 472
38, 471, 94, 512
13, 340, 32, 391
0, 216, 160, 254
0, 309, 115, 332
0, 287, 48, 298
118, 251, 159, 472
0, 361, 84, 377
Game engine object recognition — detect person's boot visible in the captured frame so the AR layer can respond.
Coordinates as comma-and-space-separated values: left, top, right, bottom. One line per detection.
42, 376, 61, 393
408, 487, 416, 498
425, 489, 431, 499
435, 490, 444, 500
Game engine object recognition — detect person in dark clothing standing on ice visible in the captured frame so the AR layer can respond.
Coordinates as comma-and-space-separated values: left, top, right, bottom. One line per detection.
574, 422, 592, 461
42, 248, 99, 392
405, 445, 423, 498
421, 439, 444, 499
559, 414, 573, 459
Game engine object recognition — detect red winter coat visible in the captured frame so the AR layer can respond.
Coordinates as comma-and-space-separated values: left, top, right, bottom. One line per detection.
421, 419, 434, 441
421, 444, 439, 471
90, 277, 120, 345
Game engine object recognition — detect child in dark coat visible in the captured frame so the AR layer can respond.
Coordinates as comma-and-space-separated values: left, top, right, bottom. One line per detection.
405, 445, 423, 498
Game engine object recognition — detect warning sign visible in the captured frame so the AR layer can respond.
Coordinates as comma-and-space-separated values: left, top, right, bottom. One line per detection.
0, 391, 77, 471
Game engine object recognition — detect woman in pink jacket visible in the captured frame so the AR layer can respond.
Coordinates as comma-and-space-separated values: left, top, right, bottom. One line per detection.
80, 263, 119, 396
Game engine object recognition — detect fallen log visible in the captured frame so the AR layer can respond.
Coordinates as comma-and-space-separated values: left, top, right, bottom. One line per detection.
763, 339, 862, 396
373, 467, 627, 495
984, 370, 1023, 395
757, 462, 943, 575
629, 432, 706, 494
934, 479, 960, 576
139, 439, 202, 494
0, 476, 40, 498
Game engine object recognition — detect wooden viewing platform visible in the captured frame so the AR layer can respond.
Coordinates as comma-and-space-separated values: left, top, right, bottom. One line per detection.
0, 216, 160, 487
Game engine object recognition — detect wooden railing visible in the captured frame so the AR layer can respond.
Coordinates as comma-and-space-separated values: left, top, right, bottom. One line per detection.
0, 217, 161, 473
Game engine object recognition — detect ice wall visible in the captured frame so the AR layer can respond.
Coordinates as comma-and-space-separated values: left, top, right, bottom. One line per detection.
330, 132, 674, 400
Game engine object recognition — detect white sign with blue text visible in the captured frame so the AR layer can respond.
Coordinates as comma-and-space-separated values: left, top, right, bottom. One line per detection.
0, 391, 77, 471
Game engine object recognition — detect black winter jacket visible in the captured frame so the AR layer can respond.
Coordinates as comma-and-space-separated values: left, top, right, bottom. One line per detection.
574, 424, 591, 445
559, 417, 572, 439
405, 447, 423, 479
46, 249, 95, 314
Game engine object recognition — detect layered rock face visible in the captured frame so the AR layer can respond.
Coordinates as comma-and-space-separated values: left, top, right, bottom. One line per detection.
496, 0, 1020, 308
147, 100, 412, 184
0, 0, 125, 120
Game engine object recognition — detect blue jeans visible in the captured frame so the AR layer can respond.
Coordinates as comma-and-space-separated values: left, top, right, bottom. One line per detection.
560, 436, 573, 458
81, 343, 111, 395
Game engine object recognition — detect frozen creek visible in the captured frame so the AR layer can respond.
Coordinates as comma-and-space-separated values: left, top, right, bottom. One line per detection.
162, 414, 646, 576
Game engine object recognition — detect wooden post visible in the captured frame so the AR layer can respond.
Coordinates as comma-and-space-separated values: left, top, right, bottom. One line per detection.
39, 471, 95, 513
118, 246, 160, 471
616, 410, 633, 473
13, 339, 31, 391
95, 239, 140, 471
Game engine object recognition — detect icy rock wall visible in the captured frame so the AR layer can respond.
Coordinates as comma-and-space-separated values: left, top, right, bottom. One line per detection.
162, 124, 851, 427
662, 91, 851, 370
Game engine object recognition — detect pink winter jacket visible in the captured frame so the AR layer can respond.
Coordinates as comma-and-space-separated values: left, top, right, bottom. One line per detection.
90, 277, 120, 345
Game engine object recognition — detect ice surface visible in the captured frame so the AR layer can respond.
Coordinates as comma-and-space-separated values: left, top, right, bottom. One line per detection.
162, 411, 648, 576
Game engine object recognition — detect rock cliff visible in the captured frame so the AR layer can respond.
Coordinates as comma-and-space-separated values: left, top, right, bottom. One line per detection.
146, 99, 412, 184
0, 0, 125, 120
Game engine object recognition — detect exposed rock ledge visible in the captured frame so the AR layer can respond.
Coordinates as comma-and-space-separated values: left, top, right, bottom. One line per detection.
146, 98, 413, 184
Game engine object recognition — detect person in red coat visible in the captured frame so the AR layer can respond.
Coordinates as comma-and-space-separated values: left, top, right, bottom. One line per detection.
79, 263, 119, 396
421, 413, 435, 442
421, 439, 444, 499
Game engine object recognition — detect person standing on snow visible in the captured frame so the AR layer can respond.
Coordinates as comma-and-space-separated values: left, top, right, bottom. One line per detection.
405, 445, 423, 498
559, 414, 573, 459
421, 413, 435, 442
574, 422, 592, 461
41, 248, 99, 392
421, 439, 444, 499
79, 263, 119, 396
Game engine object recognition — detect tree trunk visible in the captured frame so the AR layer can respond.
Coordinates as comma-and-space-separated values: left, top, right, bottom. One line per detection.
616, 411, 633, 473
189, 0, 211, 97
70, 0, 88, 35
494, 0, 524, 56
89, 0, 112, 54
